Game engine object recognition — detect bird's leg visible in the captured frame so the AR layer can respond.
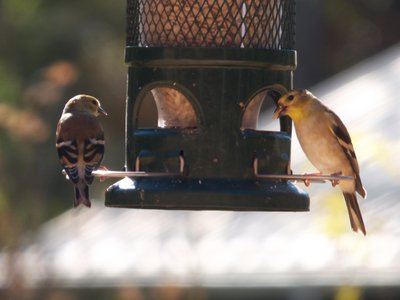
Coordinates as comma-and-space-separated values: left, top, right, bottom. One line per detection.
97, 166, 109, 182
329, 172, 342, 187
302, 172, 322, 187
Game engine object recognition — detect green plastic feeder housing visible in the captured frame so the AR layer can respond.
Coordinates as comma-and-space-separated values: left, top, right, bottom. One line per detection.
105, 0, 310, 211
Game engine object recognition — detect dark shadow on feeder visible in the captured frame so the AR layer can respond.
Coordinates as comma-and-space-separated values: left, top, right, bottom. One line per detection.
267, 90, 282, 102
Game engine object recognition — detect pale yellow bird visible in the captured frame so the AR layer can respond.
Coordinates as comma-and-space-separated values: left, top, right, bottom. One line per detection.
273, 89, 367, 235
56, 95, 107, 208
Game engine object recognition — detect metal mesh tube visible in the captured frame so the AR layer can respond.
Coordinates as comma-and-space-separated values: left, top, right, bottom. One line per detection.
127, 0, 295, 49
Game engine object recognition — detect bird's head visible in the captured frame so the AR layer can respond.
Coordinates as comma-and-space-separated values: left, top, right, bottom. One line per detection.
65, 95, 107, 117
272, 89, 314, 122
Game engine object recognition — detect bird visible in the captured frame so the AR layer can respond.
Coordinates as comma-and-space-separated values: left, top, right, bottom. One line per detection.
272, 89, 367, 235
56, 94, 107, 208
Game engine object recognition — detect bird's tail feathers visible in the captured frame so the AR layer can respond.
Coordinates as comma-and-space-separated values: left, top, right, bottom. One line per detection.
355, 175, 367, 199
358, 186, 367, 199
74, 185, 91, 208
343, 192, 366, 235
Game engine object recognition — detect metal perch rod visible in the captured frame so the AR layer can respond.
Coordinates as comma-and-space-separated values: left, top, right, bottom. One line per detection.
252, 158, 352, 183
254, 173, 353, 182
92, 168, 352, 183
92, 170, 182, 178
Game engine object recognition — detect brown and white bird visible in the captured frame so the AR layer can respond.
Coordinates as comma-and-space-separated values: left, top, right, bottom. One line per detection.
56, 94, 107, 208
273, 89, 367, 235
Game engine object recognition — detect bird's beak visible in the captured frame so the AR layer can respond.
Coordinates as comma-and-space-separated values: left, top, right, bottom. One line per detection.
98, 106, 108, 116
272, 104, 286, 119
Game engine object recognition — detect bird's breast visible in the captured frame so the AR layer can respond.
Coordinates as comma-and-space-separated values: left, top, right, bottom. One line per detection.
294, 118, 350, 175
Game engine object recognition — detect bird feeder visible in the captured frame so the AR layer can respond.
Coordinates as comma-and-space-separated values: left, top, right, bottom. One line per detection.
103, 0, 310, 211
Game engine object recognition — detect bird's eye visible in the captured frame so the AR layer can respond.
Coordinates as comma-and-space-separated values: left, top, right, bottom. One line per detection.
92, 100, 98, 106
287, 95, 294, 101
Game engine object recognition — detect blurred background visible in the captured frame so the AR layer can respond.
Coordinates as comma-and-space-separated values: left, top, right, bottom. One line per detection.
0, 0, 400, 299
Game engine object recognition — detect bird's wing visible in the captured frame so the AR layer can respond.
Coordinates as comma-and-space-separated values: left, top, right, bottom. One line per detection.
325, 108, 366, 198
83, 134, 105, 184
56, 138, 78, 168
56, 137, 80, 184
325, 109, 359, 174
56, 112, 105, 184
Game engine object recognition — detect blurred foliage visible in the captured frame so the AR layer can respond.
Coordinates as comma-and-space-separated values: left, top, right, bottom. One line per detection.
0, 0, 127, 250
320, 192, 350, 238
334, 285, 362, 300
0, 0, 398, 258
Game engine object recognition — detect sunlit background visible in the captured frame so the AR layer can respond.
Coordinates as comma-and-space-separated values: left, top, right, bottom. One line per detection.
0, 0, 400, 299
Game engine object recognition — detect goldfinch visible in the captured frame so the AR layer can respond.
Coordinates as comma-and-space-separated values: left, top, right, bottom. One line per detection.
273, 89, 367, 235
56, 94, 107, 208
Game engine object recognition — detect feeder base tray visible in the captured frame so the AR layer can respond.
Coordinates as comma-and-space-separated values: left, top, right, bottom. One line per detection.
105, 177, 309, 211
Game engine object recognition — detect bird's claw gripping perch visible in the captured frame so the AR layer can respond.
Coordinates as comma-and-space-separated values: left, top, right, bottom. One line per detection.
96, 166, 109, 182
302, 172, 322, 187
329, 172, 342, 187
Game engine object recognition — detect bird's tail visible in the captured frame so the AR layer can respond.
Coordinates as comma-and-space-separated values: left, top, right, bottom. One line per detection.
74, 185, 91, 208
354, 173, 367, 199
343, 192, 366, 235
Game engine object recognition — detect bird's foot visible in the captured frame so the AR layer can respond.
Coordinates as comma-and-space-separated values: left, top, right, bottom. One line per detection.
329, 172, 342, 187
97, 166, 109, 182
302, 172, 322, 187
